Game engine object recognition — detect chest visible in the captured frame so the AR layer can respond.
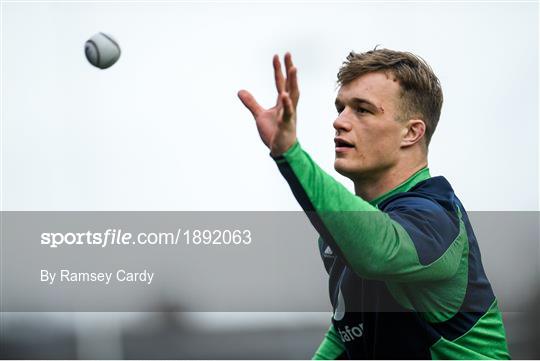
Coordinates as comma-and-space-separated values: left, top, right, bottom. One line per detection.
324, 253, 434, 358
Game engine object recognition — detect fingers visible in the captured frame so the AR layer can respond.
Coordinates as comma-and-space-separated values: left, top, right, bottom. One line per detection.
284, 52, 299, 106
237, 90, 263, 118
273, 55, 286, 95
284, 52, 293, 78
239, 53, 297, 119
281, 92, 294, 122
275, 53, 299, 96
287, 66, 299, 106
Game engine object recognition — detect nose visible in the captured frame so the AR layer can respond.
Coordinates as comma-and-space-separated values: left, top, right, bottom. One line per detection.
333, 111, 353, 135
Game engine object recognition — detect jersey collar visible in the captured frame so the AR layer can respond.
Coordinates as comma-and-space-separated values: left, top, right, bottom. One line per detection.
368, 167, 431, 207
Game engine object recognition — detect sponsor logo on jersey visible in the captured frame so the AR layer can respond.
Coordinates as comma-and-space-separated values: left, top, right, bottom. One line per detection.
338, 322, 364, 342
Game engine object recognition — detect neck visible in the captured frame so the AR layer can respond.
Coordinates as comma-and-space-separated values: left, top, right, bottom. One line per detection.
353, 159, 428, 202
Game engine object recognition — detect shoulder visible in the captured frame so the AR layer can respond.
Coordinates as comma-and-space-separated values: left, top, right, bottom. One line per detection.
380, 176, 459, 214
379, 176, 464, 265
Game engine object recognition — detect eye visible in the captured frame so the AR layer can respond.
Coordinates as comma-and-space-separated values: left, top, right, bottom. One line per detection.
336, 106, 344, 114
355, 107, 370, 114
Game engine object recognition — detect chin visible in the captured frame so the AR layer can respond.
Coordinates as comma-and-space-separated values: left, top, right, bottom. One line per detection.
334, 159, 360, 179
335, 159, 378, 181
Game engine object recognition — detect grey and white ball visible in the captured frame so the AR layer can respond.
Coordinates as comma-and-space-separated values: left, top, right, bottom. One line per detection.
85, 32, 121, 69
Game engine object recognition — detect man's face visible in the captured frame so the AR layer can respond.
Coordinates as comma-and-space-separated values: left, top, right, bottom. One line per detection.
334, 71, 407, 181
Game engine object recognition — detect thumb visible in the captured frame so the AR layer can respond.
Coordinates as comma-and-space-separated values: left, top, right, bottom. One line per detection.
238, 90, 263, 118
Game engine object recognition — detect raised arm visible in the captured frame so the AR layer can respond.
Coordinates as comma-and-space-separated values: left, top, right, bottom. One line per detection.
272, 141, 466, 282
238, 54, 466, 283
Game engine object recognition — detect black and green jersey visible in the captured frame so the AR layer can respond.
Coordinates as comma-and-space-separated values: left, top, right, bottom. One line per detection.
272, 141, 510, 360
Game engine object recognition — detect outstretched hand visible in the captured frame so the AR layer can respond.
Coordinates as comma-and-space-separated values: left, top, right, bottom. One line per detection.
238, 52, 300, 156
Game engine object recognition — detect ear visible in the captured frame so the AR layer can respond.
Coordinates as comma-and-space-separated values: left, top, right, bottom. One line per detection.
401, 119, 426, 147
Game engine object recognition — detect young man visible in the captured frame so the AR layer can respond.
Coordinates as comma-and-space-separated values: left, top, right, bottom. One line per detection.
238, 49, 510, 359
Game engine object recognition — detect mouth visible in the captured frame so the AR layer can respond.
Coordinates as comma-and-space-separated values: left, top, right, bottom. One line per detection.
334, 137, 355, 152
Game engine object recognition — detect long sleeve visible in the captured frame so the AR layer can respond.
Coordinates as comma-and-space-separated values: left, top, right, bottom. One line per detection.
312, 324, 346, 360
272, 141, 467, 283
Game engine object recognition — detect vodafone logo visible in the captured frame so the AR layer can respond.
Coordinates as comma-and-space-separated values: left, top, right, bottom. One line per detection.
333, 287, 364, 342
338, 322, 364, 343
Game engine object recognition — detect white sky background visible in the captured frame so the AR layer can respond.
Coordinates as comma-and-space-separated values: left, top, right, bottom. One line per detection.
1, 1, 538, 211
